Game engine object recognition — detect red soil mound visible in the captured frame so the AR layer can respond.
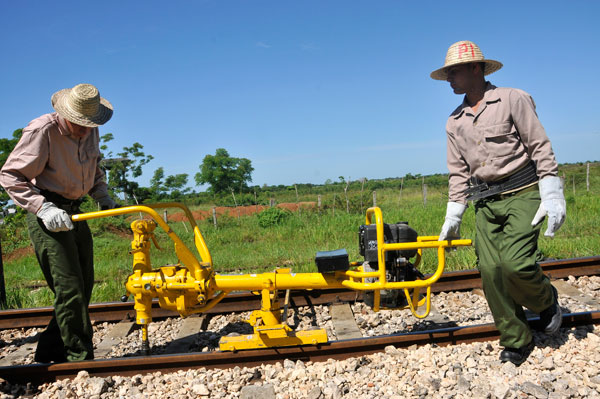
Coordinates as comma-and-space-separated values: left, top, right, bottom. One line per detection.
168, 202, 316, 222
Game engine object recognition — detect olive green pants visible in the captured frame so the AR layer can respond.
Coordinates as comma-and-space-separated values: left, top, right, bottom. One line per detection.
26, 212, 95, 362
474, 188, 554, 348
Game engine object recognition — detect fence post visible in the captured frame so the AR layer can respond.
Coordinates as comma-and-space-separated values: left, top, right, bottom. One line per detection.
372, 191, 377, 207
230, 188, 240, 219
318, 194, 322, 216
163, 210, 168, 222
360, 178, 366, 213
344, 181, 350, 213
398, 177, 404, 205
587, 162, 590, 192
212, 207, 217, 228
422, 183, 428, 207
269, 198, 275, 207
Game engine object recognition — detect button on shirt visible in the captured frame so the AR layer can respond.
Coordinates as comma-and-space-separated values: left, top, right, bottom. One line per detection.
446, 82, 558, 203
0, 113, 109, 214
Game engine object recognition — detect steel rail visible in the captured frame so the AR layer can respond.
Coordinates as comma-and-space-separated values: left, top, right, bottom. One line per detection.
1, 310, 599, 386
0, 256, 599, 330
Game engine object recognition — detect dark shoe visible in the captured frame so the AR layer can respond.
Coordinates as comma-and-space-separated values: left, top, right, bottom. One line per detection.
34, 350, 67, 364
500, 340, 534, 366
539, 285, 562, 334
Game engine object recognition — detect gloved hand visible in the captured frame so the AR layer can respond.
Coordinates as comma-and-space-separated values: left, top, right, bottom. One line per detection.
37, 202, 74, 232
531, 176, 566, 237
96, 195, 118, 210
439, 201, 468, 241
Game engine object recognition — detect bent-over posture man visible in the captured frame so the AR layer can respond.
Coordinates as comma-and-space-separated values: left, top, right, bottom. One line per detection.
431, 41, 565, 365
0, 83, 118, 362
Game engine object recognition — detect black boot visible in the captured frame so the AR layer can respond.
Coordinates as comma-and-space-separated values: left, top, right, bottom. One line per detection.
500, 340, 534, 366
539, 285, 562, 334
34, 319, 67, 363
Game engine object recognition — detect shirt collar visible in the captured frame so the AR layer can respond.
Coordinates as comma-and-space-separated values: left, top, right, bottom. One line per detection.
452, 81, 499, 120
55, 113, 72, 137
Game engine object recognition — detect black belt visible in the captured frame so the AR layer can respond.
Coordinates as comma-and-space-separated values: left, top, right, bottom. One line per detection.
38, 189, 84, 212
465, 161, 539, 201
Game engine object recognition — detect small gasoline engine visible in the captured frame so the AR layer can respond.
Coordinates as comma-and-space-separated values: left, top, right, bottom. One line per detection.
359, 222, 424, 308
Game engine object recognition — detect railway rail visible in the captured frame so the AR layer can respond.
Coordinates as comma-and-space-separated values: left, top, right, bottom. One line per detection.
0, 255, 599, 387
1, 255, 598, 330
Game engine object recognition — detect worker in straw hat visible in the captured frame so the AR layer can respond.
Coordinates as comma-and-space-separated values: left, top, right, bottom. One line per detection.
0, 83, 119, 362
432, 41, 566, 365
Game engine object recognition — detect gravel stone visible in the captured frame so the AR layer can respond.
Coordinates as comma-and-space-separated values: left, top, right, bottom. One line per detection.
2, 277, 600, 398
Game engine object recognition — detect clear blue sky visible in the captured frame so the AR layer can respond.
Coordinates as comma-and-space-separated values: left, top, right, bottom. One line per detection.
1, 1, 599, 190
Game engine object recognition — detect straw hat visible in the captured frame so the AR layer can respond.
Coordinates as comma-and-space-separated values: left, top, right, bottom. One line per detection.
51, 83, 113, 127
430, 41, 503, 81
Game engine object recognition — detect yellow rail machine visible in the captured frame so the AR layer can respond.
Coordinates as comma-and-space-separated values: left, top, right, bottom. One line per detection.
72, 203, 471, 352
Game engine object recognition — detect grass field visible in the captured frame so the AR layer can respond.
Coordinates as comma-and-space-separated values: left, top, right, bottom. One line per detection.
1, 162, 599, 309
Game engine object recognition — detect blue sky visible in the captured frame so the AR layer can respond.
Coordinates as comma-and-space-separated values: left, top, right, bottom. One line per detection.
1, 1, 599, 189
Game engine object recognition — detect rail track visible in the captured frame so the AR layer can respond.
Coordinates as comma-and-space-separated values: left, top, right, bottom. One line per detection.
0, 255, 599, 386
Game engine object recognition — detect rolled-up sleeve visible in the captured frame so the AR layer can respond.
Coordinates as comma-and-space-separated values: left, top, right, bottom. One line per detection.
0, 124, 50, 213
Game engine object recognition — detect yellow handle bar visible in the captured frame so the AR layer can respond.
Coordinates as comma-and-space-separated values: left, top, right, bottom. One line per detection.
71, 203, 212, 267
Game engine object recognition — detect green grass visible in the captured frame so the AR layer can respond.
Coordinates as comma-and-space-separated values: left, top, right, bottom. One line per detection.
2, 163, 599, 309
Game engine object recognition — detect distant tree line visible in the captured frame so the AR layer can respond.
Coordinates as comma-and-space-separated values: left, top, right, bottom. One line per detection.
3, 126, 597, 211
0, 126, 450, 209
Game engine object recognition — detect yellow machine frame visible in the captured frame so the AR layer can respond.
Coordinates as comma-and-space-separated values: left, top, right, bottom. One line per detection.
72, 203, 471, 351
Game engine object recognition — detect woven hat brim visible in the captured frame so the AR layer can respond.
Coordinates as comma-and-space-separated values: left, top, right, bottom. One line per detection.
430, 59, 503, 81
51, 88, 113, 127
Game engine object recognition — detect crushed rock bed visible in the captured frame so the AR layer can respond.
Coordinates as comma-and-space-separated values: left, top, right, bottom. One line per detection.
1, 275, 600, 397
11, 327, 600, 399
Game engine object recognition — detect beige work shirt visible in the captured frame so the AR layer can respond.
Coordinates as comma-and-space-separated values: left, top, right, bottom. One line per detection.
446, 82, 558, 204
0, 112, 109, 214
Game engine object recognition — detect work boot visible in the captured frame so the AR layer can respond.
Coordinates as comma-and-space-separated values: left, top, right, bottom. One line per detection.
500, 340, 534, 366
539, 285, 562, 334
34, 348, 67, 364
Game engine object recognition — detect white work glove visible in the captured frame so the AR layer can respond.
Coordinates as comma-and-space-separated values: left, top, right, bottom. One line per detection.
439, 201, 468, 241
531, 176, 566, 237
36, 202, 74, 232
96, 195, 118, 210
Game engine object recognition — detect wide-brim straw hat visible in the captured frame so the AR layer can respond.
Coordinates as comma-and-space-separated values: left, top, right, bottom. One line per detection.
430, 41, 503, 81
51, 83, 113, 127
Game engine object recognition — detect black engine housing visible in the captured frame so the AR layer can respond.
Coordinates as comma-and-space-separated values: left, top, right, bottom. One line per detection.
358, 222, 423, 308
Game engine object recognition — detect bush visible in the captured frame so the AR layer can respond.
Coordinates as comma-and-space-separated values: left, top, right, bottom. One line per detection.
257, 207, 292, 228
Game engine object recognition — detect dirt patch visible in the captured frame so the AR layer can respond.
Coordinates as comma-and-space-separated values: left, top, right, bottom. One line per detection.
168, 202, 316, 222
2, 245, 34, 263
101, 224, 132, 239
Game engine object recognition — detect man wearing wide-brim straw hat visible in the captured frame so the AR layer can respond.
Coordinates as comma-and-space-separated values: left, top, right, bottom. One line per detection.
0, 83, 119, 363
432, 41, 566, 365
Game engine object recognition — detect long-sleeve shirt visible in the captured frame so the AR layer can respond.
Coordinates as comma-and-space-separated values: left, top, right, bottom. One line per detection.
0, 112, 109, 214
446, 82, 558, 204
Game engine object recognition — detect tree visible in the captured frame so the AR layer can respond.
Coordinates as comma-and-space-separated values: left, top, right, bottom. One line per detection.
99, 134, 154, 202
0, 129, 23, 207
195, 148, 254, 194
164, 173, 190, 200
151, 167, 190, 200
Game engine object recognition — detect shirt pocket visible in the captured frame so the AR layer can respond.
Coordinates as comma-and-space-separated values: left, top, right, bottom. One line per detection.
482, 122, 522, 158
81, 142, 100, 162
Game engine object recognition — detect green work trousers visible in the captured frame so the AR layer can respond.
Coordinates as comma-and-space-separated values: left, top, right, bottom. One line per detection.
474, 188, 554, 349
26, 212, 95, 362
